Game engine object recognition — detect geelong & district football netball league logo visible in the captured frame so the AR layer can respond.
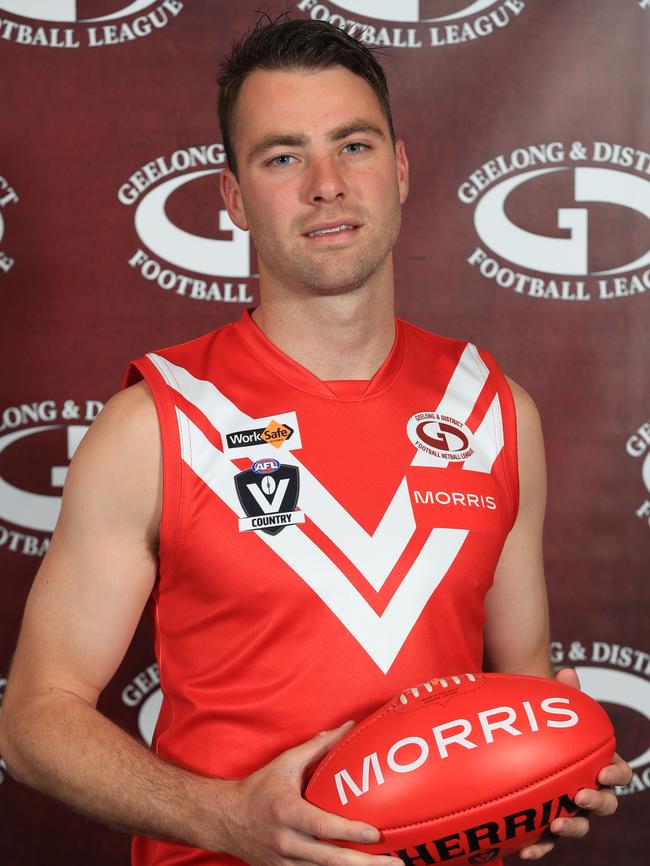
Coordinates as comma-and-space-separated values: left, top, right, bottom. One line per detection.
460, 140, 650, 302
296, 0, 527, 47
407, 412, 475, 461
0, 398, 102, 558
118, 144, 255, 304
0, 0, 183, 48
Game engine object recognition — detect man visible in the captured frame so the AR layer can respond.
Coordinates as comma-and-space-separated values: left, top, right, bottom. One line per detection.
0, 17, 631, 866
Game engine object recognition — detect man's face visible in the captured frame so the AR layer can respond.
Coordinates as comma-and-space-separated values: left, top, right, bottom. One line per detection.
220, 65, 409, 297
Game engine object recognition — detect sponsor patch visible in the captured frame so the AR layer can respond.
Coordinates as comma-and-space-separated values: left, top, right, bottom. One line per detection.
235, 463, 304, 535
223, 412, 301, 457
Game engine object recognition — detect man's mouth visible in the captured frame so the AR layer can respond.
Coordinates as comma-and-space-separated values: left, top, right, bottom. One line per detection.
304, 221, 361, 239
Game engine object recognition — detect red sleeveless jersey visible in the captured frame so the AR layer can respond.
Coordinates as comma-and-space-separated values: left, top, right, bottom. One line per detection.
125, 311, 518, 866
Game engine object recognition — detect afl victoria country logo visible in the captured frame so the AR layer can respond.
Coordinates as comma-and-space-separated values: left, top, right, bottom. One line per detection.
296, 0, 526, 47
460, 140, 650, 302
119, 144, 255, 304
407, 412, 475, 460
0, 399, 102, 558
0, 0, 183, 48
0, 175, 18, 274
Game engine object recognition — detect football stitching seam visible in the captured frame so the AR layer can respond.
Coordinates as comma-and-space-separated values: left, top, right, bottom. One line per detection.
309, 675, 490, 785
379, 734, 616, 832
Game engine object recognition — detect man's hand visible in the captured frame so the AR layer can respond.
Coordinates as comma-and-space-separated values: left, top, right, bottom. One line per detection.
220, 722, 401, 866
518, 667, 633, 859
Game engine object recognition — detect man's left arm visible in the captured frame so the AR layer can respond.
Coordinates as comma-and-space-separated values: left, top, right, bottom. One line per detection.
483, 377, 632, 859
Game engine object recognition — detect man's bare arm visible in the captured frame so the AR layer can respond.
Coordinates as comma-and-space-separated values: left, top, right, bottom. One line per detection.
483, 377, 551, 678
484, 378, 632, 859
0, 382, 398, 866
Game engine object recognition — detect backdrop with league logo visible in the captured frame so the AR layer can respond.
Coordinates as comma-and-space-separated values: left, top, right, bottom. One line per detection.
1, 0, 649, 863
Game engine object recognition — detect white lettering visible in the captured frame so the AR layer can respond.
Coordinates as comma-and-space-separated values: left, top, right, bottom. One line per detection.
334, 753, 384, 806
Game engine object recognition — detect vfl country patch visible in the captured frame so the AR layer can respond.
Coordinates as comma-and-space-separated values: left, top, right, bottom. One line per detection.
235, 463, 304, 535
407, 412, 475, 461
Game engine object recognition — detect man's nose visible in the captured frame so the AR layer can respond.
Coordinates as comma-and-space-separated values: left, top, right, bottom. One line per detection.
307, 155, 348, 204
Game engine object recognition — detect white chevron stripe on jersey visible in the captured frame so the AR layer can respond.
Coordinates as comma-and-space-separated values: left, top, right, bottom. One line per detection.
462, 394, 504, 474
411, 343, 492, 468
150, 353, 416, 591
149, 346, 502, 594
177, 408, 468, 673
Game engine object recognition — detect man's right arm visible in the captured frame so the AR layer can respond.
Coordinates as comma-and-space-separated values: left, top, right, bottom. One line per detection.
0, 381, 395, 866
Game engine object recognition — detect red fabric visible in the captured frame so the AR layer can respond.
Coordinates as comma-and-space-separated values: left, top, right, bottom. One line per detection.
125, 312, 518, 866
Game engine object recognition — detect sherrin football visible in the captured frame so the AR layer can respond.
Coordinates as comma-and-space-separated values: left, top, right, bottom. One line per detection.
305, 673, 615, 865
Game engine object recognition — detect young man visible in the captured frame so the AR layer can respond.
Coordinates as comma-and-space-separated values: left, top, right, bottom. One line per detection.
0, 18, 631, 866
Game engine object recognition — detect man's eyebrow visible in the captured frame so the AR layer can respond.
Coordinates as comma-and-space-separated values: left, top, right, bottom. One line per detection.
247, 121, 385, 165
247, 134, 309, 164
328, 120, 385, 142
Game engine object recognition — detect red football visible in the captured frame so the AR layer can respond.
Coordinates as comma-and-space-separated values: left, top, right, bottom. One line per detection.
305, 673, 615, 865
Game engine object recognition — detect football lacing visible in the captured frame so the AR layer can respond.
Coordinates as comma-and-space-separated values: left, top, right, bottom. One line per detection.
398, 672, 477, 705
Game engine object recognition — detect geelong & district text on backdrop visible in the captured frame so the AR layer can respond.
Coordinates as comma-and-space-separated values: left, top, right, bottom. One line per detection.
0, 399, 103, 558
460, 140, 650, 302
296, 0, 527, 48
119, 144, 255, 304
0, 0, 183, 48
0, 174, 17, 274
627, 420, 650, 531
551, 639, 650, 798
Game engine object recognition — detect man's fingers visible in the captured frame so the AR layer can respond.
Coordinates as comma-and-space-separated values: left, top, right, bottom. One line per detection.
549, 815, 590, 838
553, 667, 581, 690
598, 752, 633, 787
288, 797, 381, 845
296, 837, 401, 866
575, 787, 618, 817
519, 839, 556, 860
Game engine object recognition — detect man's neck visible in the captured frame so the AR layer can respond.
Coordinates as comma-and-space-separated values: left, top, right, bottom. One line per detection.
251, 280, 396, 382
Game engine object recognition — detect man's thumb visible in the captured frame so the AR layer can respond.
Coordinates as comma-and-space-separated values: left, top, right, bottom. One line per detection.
294, 720, 356, 769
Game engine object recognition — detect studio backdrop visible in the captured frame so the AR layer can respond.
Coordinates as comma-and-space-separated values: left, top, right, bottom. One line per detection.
1, 1, 649, 864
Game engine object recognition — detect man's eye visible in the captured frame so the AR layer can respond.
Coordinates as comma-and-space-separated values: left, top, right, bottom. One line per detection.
269, 154, 295, 167
345, 142, 367, 155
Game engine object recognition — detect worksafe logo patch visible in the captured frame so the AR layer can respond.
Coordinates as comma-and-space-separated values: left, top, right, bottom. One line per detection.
460, 140, 650, 302
118, 144, 255, 304
0, 398, 103, 557
295, 0, 526, 47
0, 0, 184, 47
222, 412, 302, 458
0, 174, 18, 275
551, 639, 650, 797
626, 419, 650, 529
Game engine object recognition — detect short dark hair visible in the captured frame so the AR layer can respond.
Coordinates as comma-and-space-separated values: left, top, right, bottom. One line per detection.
217, 16, 396, 176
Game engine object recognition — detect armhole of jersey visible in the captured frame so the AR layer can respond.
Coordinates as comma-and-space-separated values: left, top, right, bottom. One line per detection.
123, 356, 185, 572
478, 349, 520, 529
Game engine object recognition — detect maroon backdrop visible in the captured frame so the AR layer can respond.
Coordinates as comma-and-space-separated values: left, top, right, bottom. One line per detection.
1, 1, 649, 863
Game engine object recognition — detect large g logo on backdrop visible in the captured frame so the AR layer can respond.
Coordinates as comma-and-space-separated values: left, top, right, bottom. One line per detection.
0, 425, 87, 533
327, 0, 499, 23
474, 167, 650, 276
0, 0, 157, 22
134, 169, 251, 279
577, 666, 650, 770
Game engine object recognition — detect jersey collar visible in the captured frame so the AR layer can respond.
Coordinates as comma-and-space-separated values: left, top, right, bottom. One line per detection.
232, 309, 405, 401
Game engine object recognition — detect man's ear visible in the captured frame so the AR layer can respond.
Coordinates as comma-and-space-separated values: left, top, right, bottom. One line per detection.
220, 168, 249, 231
395, 139, 409, 206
